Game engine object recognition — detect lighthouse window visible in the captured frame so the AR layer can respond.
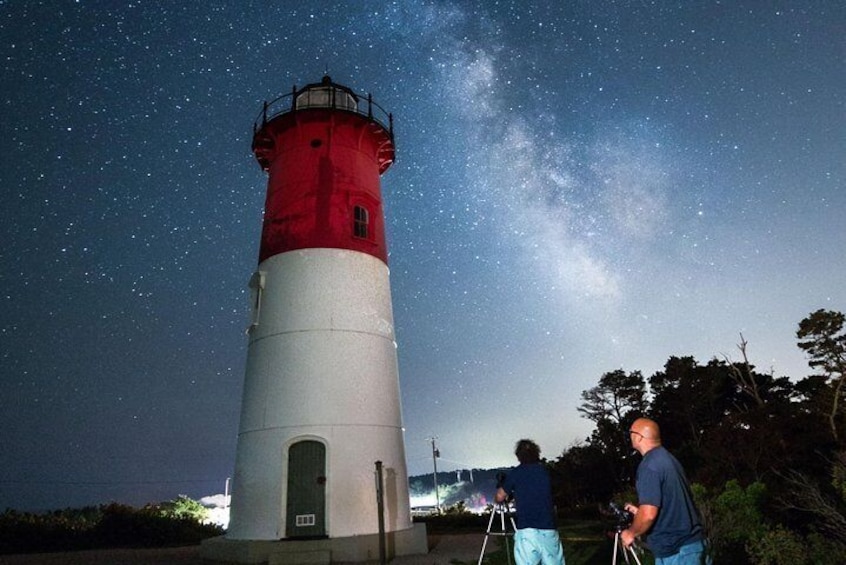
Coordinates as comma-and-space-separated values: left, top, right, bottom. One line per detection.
297, 87, 357, 112
248, 271, 266, 332
353, 206, 369, 239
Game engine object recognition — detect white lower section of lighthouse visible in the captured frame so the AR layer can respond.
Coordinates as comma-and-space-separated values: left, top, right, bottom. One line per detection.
226, 248, 413, 541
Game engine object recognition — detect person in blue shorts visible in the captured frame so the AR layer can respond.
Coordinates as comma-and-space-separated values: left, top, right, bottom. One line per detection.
621, 418, 711, 565
495, 439, 565, 565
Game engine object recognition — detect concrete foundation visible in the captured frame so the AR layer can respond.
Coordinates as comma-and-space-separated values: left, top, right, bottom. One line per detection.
200, 523, 428, 564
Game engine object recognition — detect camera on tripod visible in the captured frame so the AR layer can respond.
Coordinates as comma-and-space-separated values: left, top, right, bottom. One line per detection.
607, 502, 642, 564
494, 472, 514, 504
479, 472, 517, 565
608, 502, 634, 531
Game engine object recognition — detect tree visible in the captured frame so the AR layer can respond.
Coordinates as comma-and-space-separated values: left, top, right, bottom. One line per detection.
551, 441, 621, 508
723, 333, 765, 408
577, 369, 647, 425
797, 309, 846, 442
576, 369, 647, 491
559, 311, 846, 562
649, 357, 740, 461
648, 354, 800, 486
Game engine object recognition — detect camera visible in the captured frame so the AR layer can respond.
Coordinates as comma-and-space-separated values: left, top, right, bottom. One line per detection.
608, 502, 634, 531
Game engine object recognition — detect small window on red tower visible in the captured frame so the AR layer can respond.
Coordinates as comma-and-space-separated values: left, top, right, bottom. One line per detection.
353, 205, 369, 239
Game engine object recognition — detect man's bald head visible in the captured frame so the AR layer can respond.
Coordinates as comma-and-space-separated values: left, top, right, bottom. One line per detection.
630, 418, 662, 454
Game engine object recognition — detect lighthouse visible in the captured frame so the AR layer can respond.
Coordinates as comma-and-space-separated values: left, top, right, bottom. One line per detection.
203, 77, 426, 563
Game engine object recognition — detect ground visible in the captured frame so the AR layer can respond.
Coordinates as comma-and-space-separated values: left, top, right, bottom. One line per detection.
0, 533, 489, 565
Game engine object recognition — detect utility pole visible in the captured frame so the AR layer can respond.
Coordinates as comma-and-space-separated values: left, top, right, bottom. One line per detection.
428, 437, 441, 513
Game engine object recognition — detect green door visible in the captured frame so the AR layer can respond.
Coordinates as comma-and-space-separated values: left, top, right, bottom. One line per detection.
285, 440, 327, 538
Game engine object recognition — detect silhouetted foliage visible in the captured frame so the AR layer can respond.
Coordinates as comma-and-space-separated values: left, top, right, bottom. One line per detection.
0, 498, 222, 555
797, 309, 846, 441
413, 507, 487, 534
552, 309, 846, 564
577, 369, 647, 425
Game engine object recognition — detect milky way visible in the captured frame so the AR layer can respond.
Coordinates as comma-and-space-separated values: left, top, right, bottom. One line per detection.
1, 2, 843, 510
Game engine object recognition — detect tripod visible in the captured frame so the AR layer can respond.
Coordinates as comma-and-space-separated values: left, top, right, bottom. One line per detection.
611, 526, 642, 565
478, 501, 516, 565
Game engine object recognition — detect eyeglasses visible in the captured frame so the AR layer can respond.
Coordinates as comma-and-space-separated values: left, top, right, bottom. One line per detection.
629, 430, 644, 438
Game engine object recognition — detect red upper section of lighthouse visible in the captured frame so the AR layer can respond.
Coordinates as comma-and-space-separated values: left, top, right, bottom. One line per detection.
251, 77, 396, 265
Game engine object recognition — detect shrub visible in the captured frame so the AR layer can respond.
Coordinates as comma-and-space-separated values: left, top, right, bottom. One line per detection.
701, 479, 766, 562
151, 494, 209, 522
746, 525, 806, 564
0, 499, 223, 555
806, 532, 846, 565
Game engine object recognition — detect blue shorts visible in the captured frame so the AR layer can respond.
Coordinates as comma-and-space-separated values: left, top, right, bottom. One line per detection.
513, 528, 565, 565
655, 540, 711, 565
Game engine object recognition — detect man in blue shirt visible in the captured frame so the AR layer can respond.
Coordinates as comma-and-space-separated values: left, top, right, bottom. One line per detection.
495, 439, 565, 565
621, 418, 710, 564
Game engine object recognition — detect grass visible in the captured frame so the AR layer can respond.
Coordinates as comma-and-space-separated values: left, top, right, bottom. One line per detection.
470, 519, 656, 565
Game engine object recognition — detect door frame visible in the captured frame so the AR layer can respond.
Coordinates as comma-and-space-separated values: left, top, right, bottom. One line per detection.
282, 436, 329, 539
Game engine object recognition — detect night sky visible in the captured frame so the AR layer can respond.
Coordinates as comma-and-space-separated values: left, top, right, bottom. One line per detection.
2, 2, 843, 512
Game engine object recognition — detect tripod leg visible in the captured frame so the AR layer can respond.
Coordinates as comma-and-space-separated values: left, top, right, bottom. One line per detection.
612, 532, 619, 565
501, 511, 512, 565
477, 508, 498, 565
625, 545, 642, 565
614, 532, 634, 565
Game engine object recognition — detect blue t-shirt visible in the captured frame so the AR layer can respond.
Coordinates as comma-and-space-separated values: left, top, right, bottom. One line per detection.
502, 462, 556, 530
636, 446, 704, 557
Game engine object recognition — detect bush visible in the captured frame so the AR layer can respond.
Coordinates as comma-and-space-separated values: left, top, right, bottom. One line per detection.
0, 508, 93, 554
415, 507, 487, 533
151, 494, 209, 521
0, 498, 223, 555
806, 532, 846, 565
697, 479, 767, 562
746, 525, 807, 564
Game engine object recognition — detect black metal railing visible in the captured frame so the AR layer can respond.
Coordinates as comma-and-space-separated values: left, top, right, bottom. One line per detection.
252, 79, 394, 140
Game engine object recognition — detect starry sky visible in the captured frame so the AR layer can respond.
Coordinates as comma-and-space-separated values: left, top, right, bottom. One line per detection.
1, 1, 844, 512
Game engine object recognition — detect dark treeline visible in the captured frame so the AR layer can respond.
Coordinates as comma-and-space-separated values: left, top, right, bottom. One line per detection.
0, 498, 222, 554
550, 308, 846, 563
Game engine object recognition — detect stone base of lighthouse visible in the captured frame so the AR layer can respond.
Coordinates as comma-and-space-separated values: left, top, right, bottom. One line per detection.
200, 523, 428, 564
